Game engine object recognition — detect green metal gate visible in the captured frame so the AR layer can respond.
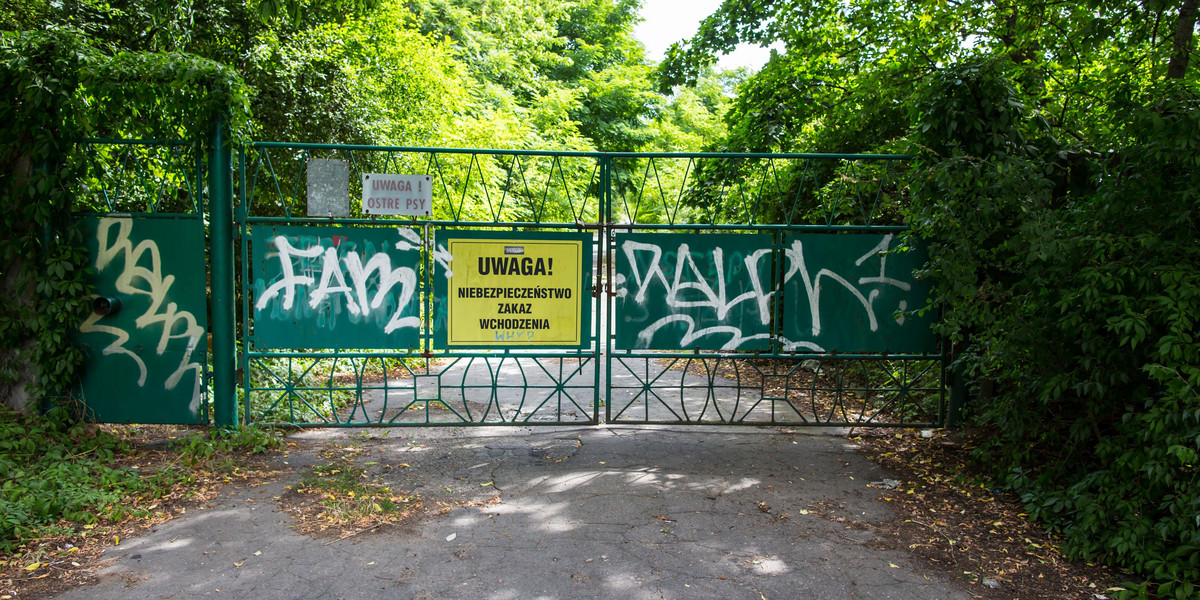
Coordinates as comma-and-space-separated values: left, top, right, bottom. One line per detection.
237, 143, 604, 426
75, 139, 943, 428
602, 153, 944, 427
75, 139, 211, 424
235, 145, 943, 428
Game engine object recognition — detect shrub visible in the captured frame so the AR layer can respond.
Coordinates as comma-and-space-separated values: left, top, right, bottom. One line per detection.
910, 62, 1199, 598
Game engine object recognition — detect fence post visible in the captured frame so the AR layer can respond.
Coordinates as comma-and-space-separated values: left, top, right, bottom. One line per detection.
209, 119, 237, 427
597, 154, 610, 424
945, 353, 970, 428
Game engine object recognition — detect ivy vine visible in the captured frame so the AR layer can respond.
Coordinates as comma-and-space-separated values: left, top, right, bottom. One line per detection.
0, 27, 252, 414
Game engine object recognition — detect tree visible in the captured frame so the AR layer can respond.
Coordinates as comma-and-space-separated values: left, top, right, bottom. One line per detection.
661, 0, 1200, 153
407, 0, 662, 151
13, 0, 463, 144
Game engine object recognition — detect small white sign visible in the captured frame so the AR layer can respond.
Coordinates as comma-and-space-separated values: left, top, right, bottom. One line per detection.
362, 173, 433, 216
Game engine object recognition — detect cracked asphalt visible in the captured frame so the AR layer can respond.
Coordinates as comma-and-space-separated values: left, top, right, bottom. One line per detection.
51, 425, 975, 600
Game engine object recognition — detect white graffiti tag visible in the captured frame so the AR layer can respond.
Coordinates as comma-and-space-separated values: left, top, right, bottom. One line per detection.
620, 241, 776, 350
79, 218, 205, 413
255, 234, 419, 334
617, 234, 917, 351
432, 242, 454, 278
784, 234, 911, 338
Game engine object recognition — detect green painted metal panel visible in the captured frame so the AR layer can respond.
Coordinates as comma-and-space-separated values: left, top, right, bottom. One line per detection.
78, 217, 208, 424
251, 226, 422, 349
432, 230, 594, 349
614, 233, 774, 351
780, 233, 937, 353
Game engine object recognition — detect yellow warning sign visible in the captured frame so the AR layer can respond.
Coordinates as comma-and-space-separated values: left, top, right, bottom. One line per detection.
445, 237, 585, 346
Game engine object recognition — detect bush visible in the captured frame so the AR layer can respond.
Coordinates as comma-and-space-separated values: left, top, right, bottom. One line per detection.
0, 407, 182, 551
910, 63, 1199, 598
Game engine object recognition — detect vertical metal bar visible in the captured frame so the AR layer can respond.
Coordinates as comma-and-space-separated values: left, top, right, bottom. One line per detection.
600, 154, 611, 424
194, 145, 212, 422
209, 119, 237, 427
195, 141, 206, 217
239, 147, 252, 425
771, 229, 784, 355
423, 223, 432, 359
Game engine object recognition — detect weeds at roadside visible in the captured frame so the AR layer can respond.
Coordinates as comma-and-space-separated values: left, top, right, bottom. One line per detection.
855, 428, 1121, 600
280, 458, 420, 536
0, 407, 284, 598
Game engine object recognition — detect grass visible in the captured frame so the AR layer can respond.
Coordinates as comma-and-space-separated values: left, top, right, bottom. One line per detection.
0, 406, 283, 553
286, 459, 420, 531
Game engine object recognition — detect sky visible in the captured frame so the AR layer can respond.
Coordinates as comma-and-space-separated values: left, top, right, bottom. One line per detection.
634, 0, 776, 71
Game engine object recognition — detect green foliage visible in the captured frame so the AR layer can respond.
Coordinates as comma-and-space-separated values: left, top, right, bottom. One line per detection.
26, 0, 454, 146
910, 63, 1200, 598
89, 51, 254, 141
911, 60, 1038, 160
172, 426, 284, 470
253, 0, 381, 25
407, 0, 663, 152
0, 28, 253, 411
648, 70, 733, 152
1, 28, 101, 411
0, 405, 284, 552
0, 407, 184, 551
662, 0, 1200, 154
245, 1, 466, 145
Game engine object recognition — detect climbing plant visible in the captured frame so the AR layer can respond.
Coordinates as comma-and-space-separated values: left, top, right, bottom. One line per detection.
0, 28, 252, 413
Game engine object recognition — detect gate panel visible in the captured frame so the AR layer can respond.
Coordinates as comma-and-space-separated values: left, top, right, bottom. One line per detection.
605, 153, 944, 427
614, 232, 773, 351
238, 144, 602, 426
75, 139, 209, 423
251, 225, 422, 350
78, 217, 208, 423
779, 233, 937, 354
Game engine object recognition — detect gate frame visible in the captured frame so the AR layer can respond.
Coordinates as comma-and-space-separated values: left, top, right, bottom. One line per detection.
74, 137, 945, 428
235, 142, 608, 427
598, 151, 945, 427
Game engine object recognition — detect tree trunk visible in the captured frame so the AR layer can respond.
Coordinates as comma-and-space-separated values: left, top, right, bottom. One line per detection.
1167, 0, 1198, 79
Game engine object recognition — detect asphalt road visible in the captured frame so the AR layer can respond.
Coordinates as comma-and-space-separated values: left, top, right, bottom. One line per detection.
51, 424, 974, 600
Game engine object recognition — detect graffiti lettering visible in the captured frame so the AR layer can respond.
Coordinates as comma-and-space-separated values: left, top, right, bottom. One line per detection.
80, 218, 205, 411
619, 240, 775, 350
784, 235, 909, 338
615, 233, 930, 353
255, 233, 418, 335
